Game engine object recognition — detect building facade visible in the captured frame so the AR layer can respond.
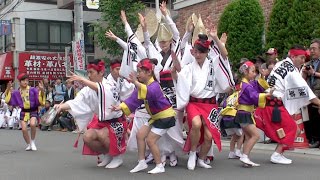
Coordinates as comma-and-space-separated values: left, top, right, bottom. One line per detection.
0, 0, 101, 89
173, 0, 274, 35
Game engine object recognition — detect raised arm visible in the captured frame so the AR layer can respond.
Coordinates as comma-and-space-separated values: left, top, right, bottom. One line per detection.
160, 1, 179, 42
67, 72, 98, 92
121, 10, 135, 38
207, 26, 228, 60
138, 13, 152, 46
105, 30, 127, 50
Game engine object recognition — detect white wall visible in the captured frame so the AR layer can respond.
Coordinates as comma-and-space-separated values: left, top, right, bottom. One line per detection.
3, 2, 101, 51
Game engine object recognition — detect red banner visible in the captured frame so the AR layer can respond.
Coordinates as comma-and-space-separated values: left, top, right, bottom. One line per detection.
19, 52, 73, 80
0, 52, 14, 80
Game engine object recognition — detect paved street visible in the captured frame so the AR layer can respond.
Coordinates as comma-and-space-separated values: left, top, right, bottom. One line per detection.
1, 129, 320, 180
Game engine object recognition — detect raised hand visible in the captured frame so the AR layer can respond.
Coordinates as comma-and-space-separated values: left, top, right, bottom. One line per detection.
129, 72, 137, 83
188, 22, 194, 33
207, 25, 218, 39
120, 10, 127, 24
160, 1, 167, 16
67, 72, 85, 83
105, 30, 118, 41
138, 13, 147, 31
220, 33, 228, 45
204, 15, 214, 30
171, 52, 181, 72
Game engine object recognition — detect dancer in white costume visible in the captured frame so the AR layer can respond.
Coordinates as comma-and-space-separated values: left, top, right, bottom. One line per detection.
55, 59, 128, 169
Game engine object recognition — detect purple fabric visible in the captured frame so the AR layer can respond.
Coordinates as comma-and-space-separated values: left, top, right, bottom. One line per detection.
238, 80, 264, 107
8, 87, 40, 110
124, 81, 172, 115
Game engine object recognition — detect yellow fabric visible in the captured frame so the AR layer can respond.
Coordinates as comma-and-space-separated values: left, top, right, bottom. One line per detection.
258, 93, 267, 108
257, 77, 269, 90
220, 107, 237, 116
38, 90, 46, 106
120, 102, 131, 116
21, 86, 31, 122
238, 104, 254, 113
4, 90, 11, 104
138, 77, 154, 100
144, 99, 176, 125
138, 84, 147, 100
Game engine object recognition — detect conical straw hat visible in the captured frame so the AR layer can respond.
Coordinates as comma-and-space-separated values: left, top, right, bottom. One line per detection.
157, 23, 173, 42
192, 15, 207, 46
185, 13, 198, 33
135, 9, 159, 43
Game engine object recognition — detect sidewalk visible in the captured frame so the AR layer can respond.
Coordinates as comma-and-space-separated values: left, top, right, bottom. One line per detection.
221, 140, 320, 156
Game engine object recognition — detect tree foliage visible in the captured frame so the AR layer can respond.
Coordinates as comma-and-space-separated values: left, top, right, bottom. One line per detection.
93, 0, 145, 58
267, 0, 320, 57
218, 0, 264, 65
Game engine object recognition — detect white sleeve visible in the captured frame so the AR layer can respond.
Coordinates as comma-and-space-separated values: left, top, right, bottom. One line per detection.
119, 79, 135, 101
180, 31, 191, 52
116, 37, 128, 50
143, 31, 152, 47
164, 15, 180, 42
65, 87, 94, 131
212, 56, 234, 93
175, 64, 193, 109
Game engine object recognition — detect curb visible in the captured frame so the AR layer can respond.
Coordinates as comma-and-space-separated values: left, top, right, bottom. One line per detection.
221, 140, 320, 156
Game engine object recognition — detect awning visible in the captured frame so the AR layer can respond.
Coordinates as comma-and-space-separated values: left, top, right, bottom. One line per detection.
0, 52, 14, 80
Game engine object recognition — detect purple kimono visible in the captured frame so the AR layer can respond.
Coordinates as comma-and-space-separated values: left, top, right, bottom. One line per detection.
235, 78, 269, 125
6, 86, 44, 121
120, 78, 176, 129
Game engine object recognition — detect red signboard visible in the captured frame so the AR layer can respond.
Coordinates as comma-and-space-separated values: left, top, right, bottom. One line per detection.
19, 52, 73, 80
0, 52, 14, 80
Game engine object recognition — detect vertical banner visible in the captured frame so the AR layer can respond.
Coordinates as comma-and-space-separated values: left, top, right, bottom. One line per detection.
0, 20, 12, 36
65, 47, 71, 76
72, 40, 85, 70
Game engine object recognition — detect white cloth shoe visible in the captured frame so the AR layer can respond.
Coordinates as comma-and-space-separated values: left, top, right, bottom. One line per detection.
105, 155, 123, 169
130, 160, 148, 173
270, 152, 292, 165
197, 159, 212, 169
97, 154, 112, 167
240, 155, 260, 167
147, 164, 165, 174
30, 141, 37, 151
187, 151, 197, 170
25, 144, 31, 151
145, 153, 154, 164
281, 154, 292, 164
235, 149, 242, 158
169, 153, 178, 167
228, 151, 238, 159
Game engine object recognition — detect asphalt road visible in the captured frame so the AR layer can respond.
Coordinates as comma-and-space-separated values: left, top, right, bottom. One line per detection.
1, 129, 320, 180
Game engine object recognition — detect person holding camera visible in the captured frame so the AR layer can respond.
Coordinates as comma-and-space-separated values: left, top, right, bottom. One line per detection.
302, 38, 320, 148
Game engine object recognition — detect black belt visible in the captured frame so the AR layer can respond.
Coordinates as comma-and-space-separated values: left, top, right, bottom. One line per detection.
22, 109, 37, 112
190, 96, 216, 104
99, 115, 125, 123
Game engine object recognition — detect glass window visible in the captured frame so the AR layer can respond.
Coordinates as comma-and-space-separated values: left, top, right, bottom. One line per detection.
38, 21, 49, 43
26, 21, 37, 43
25, 20, 73, 52
61, 23, 72, 43
50, 22, 61, 43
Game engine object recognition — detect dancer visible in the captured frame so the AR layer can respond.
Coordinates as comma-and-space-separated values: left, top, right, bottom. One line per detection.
5, 73, 45, 151
112, 58, 176, 174
172, 29, 234, 170
235, 61, 271, 167
255, 45, 320, 164
54, 59, 128, 169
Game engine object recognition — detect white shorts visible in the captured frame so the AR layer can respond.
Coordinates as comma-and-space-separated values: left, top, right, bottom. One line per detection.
144, 121, 169, 136
225, 128, 243, 136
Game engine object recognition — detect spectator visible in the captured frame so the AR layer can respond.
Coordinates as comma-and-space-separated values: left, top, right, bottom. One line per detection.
39, 100, 52, 131
265, 48, 279, 62
53, 78, 65, 104
64, 81, 75, 102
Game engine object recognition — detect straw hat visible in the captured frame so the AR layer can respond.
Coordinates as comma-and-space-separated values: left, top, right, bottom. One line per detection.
157, 23, 173, 42
192, 15, 207, 46
185, 13, 198, 33
135, 9, 159, 43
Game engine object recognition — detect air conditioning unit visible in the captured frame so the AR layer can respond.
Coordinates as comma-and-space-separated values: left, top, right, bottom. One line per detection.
86, 54, 95, 62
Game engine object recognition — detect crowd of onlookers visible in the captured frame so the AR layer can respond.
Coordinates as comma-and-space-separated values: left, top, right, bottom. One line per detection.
0, 77, 84, 133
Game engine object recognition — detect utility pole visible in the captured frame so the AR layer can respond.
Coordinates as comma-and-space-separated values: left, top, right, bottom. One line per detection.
73, 0, 85, 71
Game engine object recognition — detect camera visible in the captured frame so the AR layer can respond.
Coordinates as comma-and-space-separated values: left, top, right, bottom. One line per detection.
305, 65, 313, 70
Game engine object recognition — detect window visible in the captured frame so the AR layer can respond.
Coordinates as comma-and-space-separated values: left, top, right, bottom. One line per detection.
25, 20, 72, 52
84, 23, 94, 53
